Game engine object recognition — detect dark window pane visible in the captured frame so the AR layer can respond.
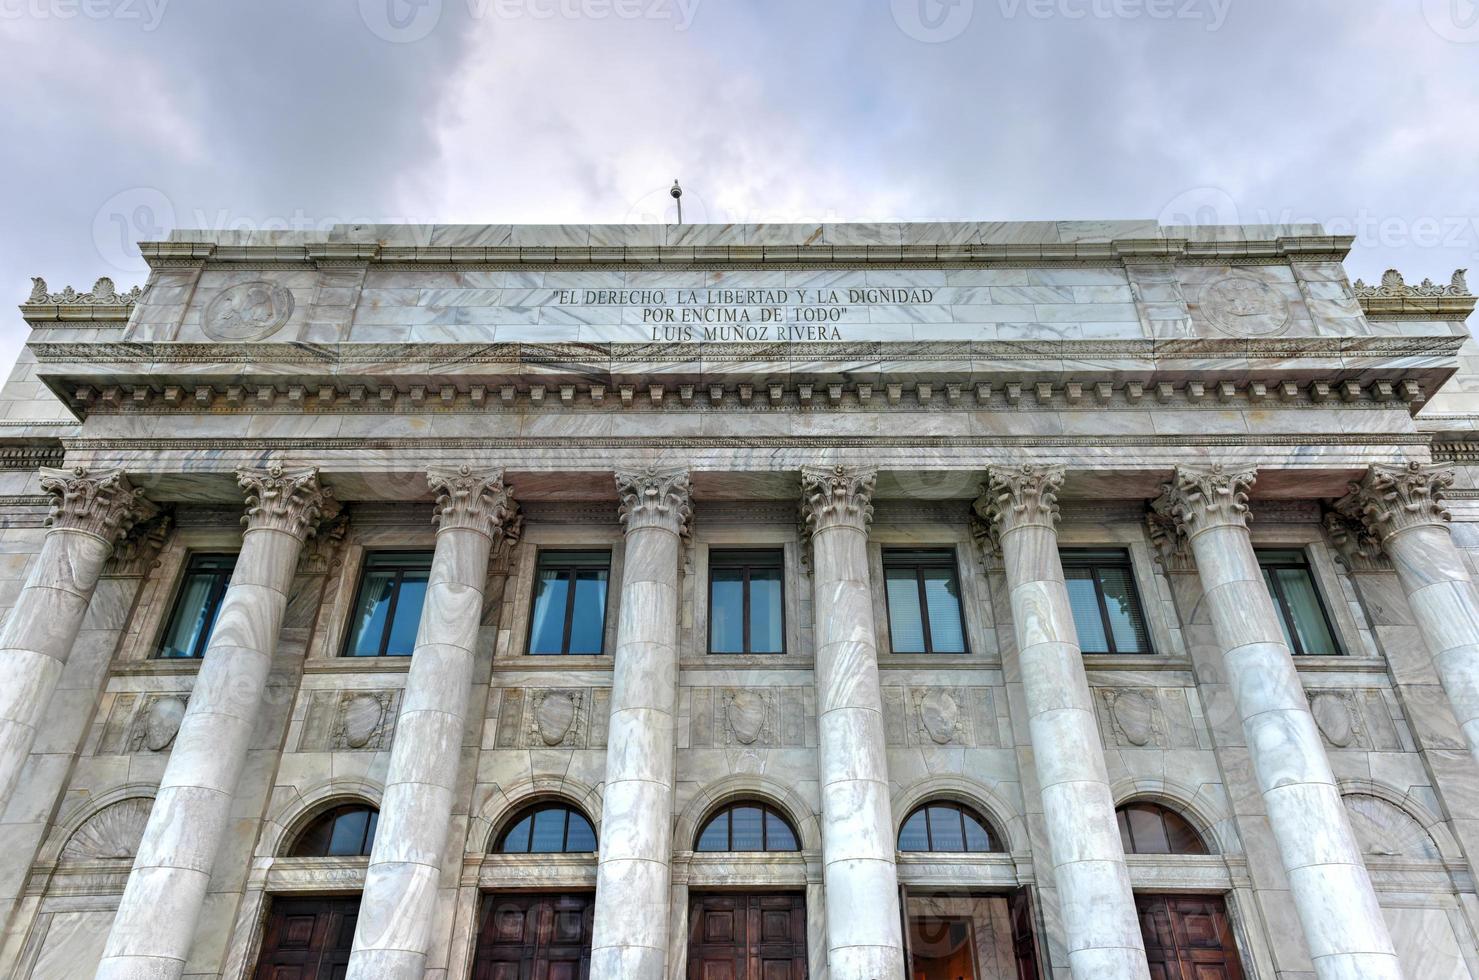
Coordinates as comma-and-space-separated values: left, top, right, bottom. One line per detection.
568, 569, 608, 654
729, 806, 764, 851
1097, 566, 1150, 654
765, 809, 798, 850
749, 567, 784, 654
159, 575, 217, 658
1274, 567, 1339, 656
962, 811, 994, 852
1262, 568, 1297, 651
710, 567, 745, 654
565, 811, 597, 852
885, 567, 926, 653
365, 810, 379, 851
500, 815, 532, 853
326, 809, 369, 856
528, 568, 570, 654
1064, 571, 1109, 654
529, 807, 567, 853
922, 567, 966, 653
696, 811, 729, 852
926, 805, 966, 851
384, 572, 427, 655
1164, 810, 1208, 855
1125, 805, 1170, 854
898, 809, 929, 851
346, 570, 396, 655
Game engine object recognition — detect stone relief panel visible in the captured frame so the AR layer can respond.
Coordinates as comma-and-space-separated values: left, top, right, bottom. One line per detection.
1342, 794, 1441, 860
492, 688, 609, 749
1199, 275, 1291, 336
686, 687, 812, 749
96, 693, 189, 755
881, 686, 1003, 748
201, 280, 294, 341
1305, 688, 1405, 752
60, 798, 153, 862
296, 690, 401, 752
1091, 687, 1208, 750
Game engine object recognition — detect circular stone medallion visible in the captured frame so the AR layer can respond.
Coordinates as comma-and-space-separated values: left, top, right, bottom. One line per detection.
536, 691, 578, 746
919, 689, 961, 745
1200, 275, 1290, 336
726, 690, 766, 745
202, 280, 294, 341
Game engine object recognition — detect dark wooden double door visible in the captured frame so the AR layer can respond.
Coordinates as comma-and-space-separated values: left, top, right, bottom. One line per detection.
472, 892, 595, 980
253, 897, 358, 980
688, 893, 808, 980
1137, 895, 1245, 980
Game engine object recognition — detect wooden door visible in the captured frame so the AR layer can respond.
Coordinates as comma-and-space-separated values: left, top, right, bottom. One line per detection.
1137, 895, 1245, 980
253, 897, 358, 980
688, 893, 808, 980
472, 892, 594, 980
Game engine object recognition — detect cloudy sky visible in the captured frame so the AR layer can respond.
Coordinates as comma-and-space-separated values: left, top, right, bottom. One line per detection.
1, 0, 1476, 368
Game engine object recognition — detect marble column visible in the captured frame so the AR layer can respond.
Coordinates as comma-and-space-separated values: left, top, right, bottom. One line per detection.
976, 465, 1149, 980
590, 465, 690, 978
0, 466, 155, 814
1153, 464, 1402, 980
96, 465, 327, 980
799, 464, 904, 977
1335, 462, 1479, 771
347, 467, 517, 979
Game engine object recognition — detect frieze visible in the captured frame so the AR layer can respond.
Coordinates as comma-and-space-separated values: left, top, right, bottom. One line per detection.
296, 690, 401, 752
687, 687, 811, 749
96, 693, 190, 755
882, 685, 1003, 748
1092, 686, 1206, 749
492, 688, 608, 749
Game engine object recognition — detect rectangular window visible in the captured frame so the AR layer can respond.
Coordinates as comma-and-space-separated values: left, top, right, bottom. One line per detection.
709, 549, 785, 654
1060, 549, 1153, 655
342, 551, 434, 657
156, 553, 237, 659
528, 550, 610, 655
883, 549, 967, 654
1258, 549, 1341, 656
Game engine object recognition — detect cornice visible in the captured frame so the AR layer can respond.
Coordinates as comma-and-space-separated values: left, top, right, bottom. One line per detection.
20, 276, 143, 324
133, 234, 1353, 271
1355, 269, 1475, 318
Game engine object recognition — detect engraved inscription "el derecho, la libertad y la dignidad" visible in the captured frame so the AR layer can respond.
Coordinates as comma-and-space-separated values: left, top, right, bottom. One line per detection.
550, 286, 937, 341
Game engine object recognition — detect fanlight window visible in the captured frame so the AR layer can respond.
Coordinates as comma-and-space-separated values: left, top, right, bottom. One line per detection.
289, 804, 379, 857
897, 801, 1000, 853
1116, 803, 1209, 855
495, 803, 597, 854
695, 802, 799, 852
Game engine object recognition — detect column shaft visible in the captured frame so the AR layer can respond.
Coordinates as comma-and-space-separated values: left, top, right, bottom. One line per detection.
347, 468, 516, 979
979, 466, 1149, 980
0, 467, 152, 811
589, 466, 689, 978
96, 466, 325, 980
801, 464, 904, 978
1336, 463, 1479, 769
1159, 464, 1401, 980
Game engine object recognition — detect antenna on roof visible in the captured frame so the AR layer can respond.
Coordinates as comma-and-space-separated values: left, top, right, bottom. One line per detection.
670, 179, 683, 224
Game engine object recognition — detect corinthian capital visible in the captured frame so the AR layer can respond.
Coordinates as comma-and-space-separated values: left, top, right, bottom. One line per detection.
1333, 461, 1454, 545
429, 466, 519, 540
616, 466, 692, 535
1149, 463, 1257, 541
237, 464, 329, 540
40, 466, 159, 545
974, 465, 1064, 546
799, 464, 876, 536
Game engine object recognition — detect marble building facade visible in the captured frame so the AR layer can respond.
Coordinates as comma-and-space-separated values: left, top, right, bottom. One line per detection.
0, 220, 1476, 979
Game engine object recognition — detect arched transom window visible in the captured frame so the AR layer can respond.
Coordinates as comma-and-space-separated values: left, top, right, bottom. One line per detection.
897, 801, 1001, 853
495, 803, 597, 854
695, 802, 800, 852
289, 803, 379, 857
1116, 802, 1208, 855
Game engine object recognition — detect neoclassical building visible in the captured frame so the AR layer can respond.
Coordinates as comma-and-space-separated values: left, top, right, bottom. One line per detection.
0, 220, 1477, 979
